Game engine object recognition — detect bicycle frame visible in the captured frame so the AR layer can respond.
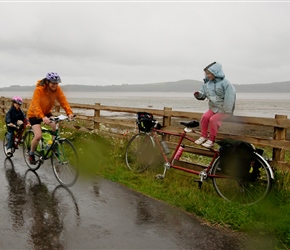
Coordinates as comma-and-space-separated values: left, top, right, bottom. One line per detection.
37, 117, 64, 161
151, 127, 220, 183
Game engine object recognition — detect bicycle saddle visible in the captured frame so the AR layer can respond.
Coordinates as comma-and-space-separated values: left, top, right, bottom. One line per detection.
180, 120, 199, 128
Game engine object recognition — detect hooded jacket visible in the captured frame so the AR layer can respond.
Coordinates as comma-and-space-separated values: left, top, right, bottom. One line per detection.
195, 62, 236, 114
27, 80, 73, 119
6, 106, 26, 125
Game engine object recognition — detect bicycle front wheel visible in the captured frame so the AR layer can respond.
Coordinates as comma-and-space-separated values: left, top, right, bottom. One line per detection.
22, 130, 42, 171
125, 133, 155, 172
211, 152, 273, 205
51, 138, 79, 187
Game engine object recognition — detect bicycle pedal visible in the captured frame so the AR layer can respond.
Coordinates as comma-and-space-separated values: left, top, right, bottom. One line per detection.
155, 174, 164, 179
194, 179, 203, 189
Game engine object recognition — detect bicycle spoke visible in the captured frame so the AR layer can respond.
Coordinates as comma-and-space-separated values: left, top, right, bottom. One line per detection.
22, 130, 42, 171
51, 139, 79, 187
212, 153, 272, 205
125, 133, 155, 172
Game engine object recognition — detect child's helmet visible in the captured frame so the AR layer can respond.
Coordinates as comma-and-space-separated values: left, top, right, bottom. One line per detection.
12, 96, 23, 105
46, 72, 61, 83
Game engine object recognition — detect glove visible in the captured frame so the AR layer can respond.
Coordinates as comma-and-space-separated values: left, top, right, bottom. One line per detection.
17, 120, 23, 126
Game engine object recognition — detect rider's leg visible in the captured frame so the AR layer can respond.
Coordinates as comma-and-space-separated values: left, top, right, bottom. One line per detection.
208, 113, 231, 142
30, 124, 42, 153
6, 127, 15, 149
200, 110, 215, 138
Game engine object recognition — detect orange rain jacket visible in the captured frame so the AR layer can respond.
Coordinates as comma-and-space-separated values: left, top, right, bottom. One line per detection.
27, 80, 73, 119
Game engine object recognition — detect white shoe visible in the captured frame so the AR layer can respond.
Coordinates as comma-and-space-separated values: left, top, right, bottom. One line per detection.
194, 137, 207, 145
7, 148, 12, 155
202, 140, 214, 148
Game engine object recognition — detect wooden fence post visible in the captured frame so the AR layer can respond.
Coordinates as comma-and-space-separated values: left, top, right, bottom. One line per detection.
94, 103, 101, 130
0, 97, 5, 115
163, 107, 172, 141
272, 114, 287, 163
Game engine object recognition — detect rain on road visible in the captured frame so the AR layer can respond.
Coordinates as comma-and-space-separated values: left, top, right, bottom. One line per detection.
0, 142, 266, 249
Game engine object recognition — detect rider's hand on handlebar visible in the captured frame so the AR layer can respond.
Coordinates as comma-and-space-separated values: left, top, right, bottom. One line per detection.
17, 120, 23, 126
42, 116, 50, 125
68, 114, 75, 121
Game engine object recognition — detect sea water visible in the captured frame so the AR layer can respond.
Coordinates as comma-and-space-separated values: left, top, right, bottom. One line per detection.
1, 91, 289, 118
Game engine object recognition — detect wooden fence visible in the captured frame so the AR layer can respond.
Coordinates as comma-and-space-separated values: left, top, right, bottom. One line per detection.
1, 96, 289, 170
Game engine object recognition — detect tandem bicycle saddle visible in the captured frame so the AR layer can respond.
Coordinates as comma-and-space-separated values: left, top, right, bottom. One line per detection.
180, 120, 199, 128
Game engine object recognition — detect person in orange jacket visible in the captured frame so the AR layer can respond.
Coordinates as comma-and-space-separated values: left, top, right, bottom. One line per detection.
27, 72, 74, 164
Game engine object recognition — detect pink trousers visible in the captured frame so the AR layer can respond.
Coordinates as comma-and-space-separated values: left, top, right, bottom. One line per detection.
200, 110, 231, 142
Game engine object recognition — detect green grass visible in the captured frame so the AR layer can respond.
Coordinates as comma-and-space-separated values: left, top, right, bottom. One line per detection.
1, 118, 290, 249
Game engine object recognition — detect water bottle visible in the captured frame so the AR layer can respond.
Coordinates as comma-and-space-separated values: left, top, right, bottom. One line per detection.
45, 140, 53, 151
174, 144, 185, 160
161, 141, 170, 155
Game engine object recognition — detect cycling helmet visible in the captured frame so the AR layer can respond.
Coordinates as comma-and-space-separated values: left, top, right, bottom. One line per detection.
46, 72, 61, 83
12, 96, 23, 105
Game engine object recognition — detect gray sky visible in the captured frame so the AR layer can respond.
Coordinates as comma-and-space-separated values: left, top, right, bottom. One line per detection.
1, 1, 290, 87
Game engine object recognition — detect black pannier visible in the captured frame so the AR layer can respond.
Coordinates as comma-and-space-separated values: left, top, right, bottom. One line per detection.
136, 112, 156, 132
217, 139, 255, 179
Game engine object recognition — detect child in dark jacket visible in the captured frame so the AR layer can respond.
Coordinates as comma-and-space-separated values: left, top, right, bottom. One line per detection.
5, 96, 27, 156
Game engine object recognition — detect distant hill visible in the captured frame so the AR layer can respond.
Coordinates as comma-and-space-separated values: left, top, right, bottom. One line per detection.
1, 80, 290, 93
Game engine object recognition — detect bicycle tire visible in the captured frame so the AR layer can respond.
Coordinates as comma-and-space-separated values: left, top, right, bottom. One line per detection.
211, 152, 273, 205
51, 138, 79, 187
125, 133, 155, 173
22, 130, 42, 171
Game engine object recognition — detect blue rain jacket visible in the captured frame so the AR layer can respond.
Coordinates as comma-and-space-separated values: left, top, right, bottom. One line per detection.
195, 62, 236, 114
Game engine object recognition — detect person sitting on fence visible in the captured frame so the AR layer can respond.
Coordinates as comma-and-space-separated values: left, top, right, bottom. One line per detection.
5, 96, 27, 156
27, 72, 74, 164
194, 62, 236, 148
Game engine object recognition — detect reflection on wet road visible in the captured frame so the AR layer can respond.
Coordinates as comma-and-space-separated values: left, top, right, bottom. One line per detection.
0, 144, 261, 249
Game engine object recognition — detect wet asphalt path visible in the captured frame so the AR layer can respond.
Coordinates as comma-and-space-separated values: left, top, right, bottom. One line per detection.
0, 142, 262, 250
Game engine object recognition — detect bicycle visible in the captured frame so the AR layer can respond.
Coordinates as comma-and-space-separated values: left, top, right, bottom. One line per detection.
125, 112, 274, 205
3, 119, 30, 158
22, 115, 79, 187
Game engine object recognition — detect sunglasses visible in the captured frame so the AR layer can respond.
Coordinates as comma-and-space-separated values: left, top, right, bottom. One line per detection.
49, 82, 59, 85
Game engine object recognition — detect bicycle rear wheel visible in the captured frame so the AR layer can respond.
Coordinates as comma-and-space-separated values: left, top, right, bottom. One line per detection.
211, 152, 273, 205
51, 139, 79, 187
22, 130, 42, 171
125, 133, 155, 172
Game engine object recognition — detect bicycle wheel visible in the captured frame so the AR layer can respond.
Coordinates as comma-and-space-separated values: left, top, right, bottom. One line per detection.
22, 130, 42, 171
211, 152, 273, 205
51, 138, 79, 187
125, 133, 155, 172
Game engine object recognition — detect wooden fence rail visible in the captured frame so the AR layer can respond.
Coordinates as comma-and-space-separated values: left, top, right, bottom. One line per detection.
1, 96, 289, 170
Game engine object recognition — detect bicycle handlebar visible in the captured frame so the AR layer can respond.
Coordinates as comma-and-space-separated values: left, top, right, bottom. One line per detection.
49, 114, 76, 123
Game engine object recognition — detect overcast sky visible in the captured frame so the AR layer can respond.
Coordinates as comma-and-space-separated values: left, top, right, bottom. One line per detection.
1, 1, 290, 87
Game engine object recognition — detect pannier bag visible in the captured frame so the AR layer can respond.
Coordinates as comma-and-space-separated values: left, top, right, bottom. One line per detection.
136, 112, 156, 132
217, 138, 255, 179
37, 129, 53, 157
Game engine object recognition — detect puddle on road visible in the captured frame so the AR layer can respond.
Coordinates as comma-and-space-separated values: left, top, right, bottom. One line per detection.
3, 158, 80, 249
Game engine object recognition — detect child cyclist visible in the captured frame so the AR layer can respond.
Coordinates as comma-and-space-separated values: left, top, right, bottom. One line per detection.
194, 62, 236, 148
5, 96, 28, 156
